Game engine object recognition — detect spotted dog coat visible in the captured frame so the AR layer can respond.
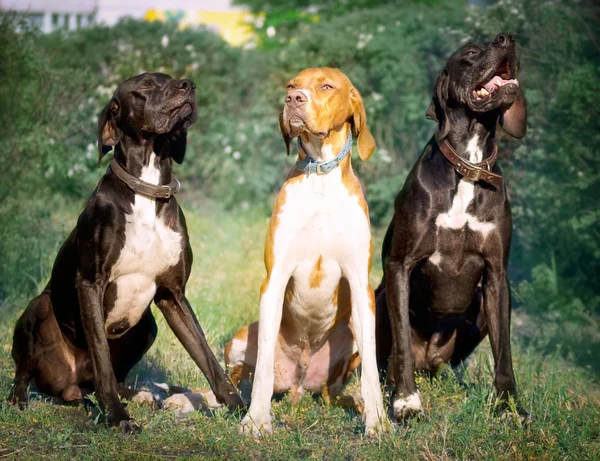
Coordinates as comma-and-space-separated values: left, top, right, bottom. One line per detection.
228, 68, 389, 437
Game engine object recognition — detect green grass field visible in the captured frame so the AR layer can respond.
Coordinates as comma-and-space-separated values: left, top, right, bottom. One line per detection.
1, 200, 599, 460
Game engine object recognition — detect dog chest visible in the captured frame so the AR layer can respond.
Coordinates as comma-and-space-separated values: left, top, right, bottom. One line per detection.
273, 171, 370, 332
105, 171, 182, 337
276, 171, 370, 256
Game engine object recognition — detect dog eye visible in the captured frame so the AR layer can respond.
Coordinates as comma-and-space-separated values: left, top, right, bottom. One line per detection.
464, 50, 478, 57
321, 84, 334, 90
286, 84, 296, 90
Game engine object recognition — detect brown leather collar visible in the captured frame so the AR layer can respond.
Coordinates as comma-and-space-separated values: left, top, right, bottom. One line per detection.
110, 158, 180, 199
437, 137, 502, 187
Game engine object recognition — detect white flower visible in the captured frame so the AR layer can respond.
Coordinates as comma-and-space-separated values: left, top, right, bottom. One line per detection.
377, 25, 385, 33
379, 148, 392, 163
372, 92, 382, 102
86, 151, 93, 159
68, 168, 74, 177
238, 133, 247, 142
49, 138, 55, 145
45, 166, 54, 178
237, 175, 245, 184
191, 62, 199, 71
222, 137, 230, 146
185, 44, 194, 52
241, 201, 249, 210
233, 151, 241, 160
161, 35, 169, 48
87, 143, 94, 152
254, 16, 265, 28
266, 26, 276, 38
224, 145, 232, 154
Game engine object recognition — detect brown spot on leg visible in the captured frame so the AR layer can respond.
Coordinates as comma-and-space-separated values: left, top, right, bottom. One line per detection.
224, 323, 258, 385
368, 285, 376, 315
343, 352, 361, 383
309, 255, 324, 288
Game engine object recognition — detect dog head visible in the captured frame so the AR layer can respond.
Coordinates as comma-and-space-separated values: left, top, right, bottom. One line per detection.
279, 67, 375, 161
428, 33, 527, 139
97, 72, 198, 164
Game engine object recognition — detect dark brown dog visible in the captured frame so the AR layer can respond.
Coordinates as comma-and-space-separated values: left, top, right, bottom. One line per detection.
375, 33, 529, 422
9, 73, 245, 432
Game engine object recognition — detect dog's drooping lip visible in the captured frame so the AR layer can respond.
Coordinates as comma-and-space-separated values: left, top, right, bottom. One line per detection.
473, 58, 519, 101
171, 101, 197, 130
172, 102, 194, 120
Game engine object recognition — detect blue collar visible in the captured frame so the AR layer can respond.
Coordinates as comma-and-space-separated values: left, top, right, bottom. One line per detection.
295, 131, 353, 175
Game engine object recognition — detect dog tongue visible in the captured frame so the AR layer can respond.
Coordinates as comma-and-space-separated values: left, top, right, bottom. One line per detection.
483, 75, 519, 92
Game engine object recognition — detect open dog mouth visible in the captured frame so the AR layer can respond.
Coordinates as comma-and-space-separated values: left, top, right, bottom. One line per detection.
289, 115, 305, 127
473, 58, 518, 100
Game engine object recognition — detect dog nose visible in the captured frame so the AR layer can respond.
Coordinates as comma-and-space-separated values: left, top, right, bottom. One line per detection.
175, 79, 195, 93
493, 33, 514, 47
285, 90, 307, 107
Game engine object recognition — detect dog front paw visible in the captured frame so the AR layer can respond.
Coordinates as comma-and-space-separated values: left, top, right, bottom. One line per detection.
393, 392, 424, 422
118, 419, 141, 434
8, 389, 28, 409
107, 408, 139, 434
496, 400, 533, 426
239, 412, 272, 438
365, 414, 392, 437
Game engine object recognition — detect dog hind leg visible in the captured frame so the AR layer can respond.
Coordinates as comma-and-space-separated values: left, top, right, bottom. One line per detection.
450, 288, 488, 367
9, 292, 53, 405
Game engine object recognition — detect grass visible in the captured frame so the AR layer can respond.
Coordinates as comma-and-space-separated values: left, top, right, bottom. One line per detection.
0, 199, 599, 460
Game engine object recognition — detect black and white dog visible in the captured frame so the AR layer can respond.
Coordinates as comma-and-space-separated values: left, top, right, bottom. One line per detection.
9, 73, 245, 432
375, 33, 529, 422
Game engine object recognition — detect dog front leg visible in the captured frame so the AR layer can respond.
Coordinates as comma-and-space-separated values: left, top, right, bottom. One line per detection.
385, 260, 423, 421
347, 276, 389, 437
77, 277, 138, 432
239, 274, 287, 437
154, 289, 245, 410
482, 267, 529, 421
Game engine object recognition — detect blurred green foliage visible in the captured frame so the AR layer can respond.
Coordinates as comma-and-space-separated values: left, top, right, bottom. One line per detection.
0, 0, 598, 319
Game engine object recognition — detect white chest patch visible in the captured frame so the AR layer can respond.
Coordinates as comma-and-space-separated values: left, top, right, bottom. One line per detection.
435, 136, 496, 239
105, 155, 182, 337
272, 168, 371, 332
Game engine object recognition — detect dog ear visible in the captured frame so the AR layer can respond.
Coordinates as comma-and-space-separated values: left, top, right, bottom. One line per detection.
428, 69, 451, 140
97, 99, 121, 163
350, 86, 376, 161
278, 108, 291, 156
500, 88, 527, 138
426, 100, 438, 122
169, 130, 188, 164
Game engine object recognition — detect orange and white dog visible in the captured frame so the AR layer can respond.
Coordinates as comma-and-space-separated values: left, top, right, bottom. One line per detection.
226, 68, 388, 437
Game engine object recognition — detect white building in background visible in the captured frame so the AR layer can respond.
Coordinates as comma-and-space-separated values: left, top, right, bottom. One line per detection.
1, 0, 96, 31
0, 0, 253, 45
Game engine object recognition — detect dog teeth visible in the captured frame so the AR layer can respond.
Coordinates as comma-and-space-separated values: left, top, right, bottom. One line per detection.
473, 87, 490, 99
